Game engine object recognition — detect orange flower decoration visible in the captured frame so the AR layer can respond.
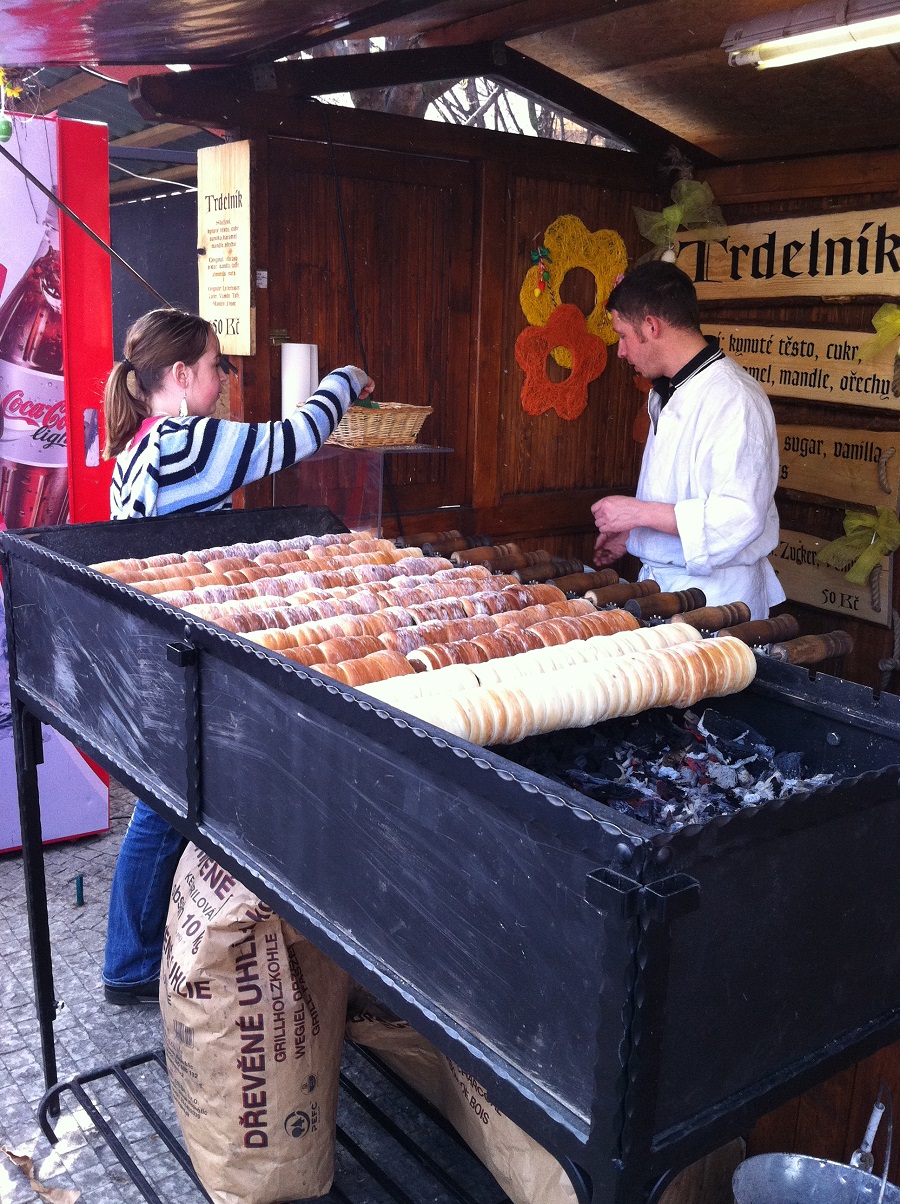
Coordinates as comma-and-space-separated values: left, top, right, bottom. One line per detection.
515, 304, 607, 421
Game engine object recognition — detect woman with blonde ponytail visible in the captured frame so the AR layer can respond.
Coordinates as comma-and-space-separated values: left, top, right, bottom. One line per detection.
101, 308, 374, 1004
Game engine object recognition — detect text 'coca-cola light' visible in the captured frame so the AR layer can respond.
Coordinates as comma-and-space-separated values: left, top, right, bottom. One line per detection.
0, 208, 68, 528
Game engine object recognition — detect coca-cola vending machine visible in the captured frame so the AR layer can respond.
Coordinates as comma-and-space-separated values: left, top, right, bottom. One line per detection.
0, 114, 112, 849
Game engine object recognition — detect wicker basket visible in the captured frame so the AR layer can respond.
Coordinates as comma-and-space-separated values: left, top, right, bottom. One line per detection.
327, 403, 433, 449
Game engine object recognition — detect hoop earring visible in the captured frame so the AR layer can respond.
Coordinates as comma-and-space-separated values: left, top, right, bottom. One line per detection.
179, 393, 189, 418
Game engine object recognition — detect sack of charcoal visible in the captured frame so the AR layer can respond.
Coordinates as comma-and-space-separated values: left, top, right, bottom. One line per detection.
346, 986, 577, 1204
161, 843, 349, 1204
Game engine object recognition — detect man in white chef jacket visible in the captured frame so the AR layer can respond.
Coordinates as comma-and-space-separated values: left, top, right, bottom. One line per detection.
592, 261, 785, 620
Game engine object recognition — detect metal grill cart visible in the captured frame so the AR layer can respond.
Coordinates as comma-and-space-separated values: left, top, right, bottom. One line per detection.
4, 506, 900, 1204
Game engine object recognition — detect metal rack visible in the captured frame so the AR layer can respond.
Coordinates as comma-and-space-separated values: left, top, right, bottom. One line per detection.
38, 1045, 519, 1204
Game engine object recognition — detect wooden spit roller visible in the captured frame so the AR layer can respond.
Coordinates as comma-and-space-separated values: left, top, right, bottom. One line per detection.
451, 543, 521, 566
483, 549, 551, 574
510, 558, 584, 584
623, 587, 706, 621
586, 579, 659, 608
362, 622, 702, 703
769, 630, 854, 666
551, 568, 619, 596
725, 614, 800, 647
398, 529, 461, 550
421, 537, 496, 556
420, 537, 468, 555
372, 631, 757, 746
670, 602, 751, 631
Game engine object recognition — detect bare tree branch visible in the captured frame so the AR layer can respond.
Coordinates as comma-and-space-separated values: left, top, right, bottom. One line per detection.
307, 36, 617, 148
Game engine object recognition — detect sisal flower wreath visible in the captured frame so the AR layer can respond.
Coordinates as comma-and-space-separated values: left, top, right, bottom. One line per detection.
515, 304, 608, 421
520, 215, 627, 366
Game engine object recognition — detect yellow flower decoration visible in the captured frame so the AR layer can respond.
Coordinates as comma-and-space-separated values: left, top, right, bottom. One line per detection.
520, 215, 627, 366
0, 67, 23, 100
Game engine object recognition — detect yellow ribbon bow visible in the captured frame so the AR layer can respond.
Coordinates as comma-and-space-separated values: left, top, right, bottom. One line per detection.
633, 179, 726, 250
816, 507, 900, 585
857, 303, 900, 363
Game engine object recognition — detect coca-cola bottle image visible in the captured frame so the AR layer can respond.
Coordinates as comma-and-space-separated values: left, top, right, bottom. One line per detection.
0, 211, 68, 529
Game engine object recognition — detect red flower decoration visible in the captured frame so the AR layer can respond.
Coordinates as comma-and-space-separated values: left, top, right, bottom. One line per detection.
514, 304, 608, 420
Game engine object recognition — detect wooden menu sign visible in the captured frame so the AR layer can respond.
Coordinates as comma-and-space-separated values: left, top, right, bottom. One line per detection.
676, 206, 900, 300
777, 424, 900, 509
769, 529, 892, 627
197, 140, 252, 356
701, 323, 899, 410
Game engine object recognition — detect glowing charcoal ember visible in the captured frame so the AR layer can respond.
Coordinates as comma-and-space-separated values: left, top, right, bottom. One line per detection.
501, 707, 832, 832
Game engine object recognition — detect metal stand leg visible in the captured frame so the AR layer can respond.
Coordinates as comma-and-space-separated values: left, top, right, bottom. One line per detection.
12, 698, 58, 1092
559, 1156, 593, 1203
645, 1170, 677, 1203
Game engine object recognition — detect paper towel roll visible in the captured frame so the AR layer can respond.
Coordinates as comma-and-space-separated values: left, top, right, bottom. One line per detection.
281, 343, 319, 420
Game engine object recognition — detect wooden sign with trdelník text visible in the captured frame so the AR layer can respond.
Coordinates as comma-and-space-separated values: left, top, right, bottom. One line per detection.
677, 206, 900, 300
198, 140, 252, 356
777, 424, 900, 510
769, 529, 892, 627
702, 323, 899, 410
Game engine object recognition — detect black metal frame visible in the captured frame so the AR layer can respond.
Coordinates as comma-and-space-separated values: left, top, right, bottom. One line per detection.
5, 504, 900, 1204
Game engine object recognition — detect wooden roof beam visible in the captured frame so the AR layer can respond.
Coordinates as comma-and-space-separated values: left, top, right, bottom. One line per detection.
244, 0, 452, 61
131, 70, 661, 192
131, 41, 716, 164
407, 0, 666, 49
255, 41, 504, 95
32, 71, 107, 115
491, 46, 720, 166
111, 122, 204, 149
586, 46, 725, 88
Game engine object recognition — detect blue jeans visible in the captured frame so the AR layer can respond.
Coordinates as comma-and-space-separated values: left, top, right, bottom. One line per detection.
102, 801, 186, 988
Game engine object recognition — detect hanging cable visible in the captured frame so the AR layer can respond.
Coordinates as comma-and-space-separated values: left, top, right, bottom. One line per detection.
0, 140, 172, 308
109, 161, 197, 191
78, 66, 129, 87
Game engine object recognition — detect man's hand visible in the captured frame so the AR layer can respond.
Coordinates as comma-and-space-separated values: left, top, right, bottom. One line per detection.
593, 531, 629, 567
592, 495, 646, 533
591, 496, 679, 537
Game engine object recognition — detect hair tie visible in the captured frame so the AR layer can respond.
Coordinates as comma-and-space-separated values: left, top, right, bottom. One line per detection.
121, 357, 134, 372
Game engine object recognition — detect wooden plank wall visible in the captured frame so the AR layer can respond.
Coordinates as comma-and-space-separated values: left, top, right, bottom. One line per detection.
228, 101, 660, 567
702, 155, 900, 1178
264, 136, 476, 518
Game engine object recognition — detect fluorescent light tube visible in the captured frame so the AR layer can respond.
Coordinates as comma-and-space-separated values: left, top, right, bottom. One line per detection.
724, 0, 900, 67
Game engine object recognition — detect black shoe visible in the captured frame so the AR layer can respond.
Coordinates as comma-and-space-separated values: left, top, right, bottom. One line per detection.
103, 979, 159, 1007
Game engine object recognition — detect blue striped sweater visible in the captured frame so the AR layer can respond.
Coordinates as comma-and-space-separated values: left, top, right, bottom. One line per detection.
110, 366, 367, 520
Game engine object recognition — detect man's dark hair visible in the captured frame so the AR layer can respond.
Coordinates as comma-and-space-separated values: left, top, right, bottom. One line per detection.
607, 261, 701, 332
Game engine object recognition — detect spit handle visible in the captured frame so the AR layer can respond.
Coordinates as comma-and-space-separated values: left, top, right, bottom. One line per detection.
623, 587, 706, 620
769, 630, 853, 666
670, 601, 751, 631
726, 614, 800, 646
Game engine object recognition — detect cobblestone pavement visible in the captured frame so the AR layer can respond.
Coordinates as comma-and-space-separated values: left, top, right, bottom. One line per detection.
0, 782, 507, 1204
0, 781, 170, 1203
